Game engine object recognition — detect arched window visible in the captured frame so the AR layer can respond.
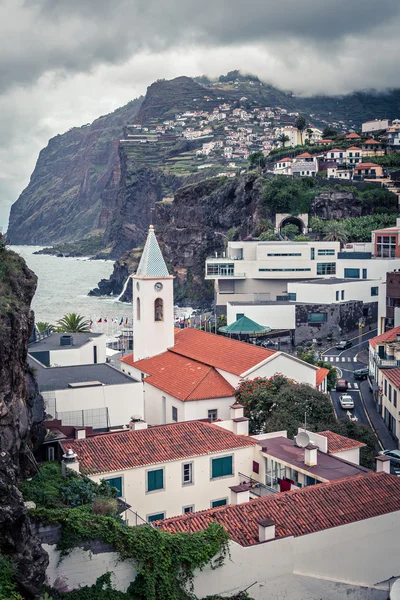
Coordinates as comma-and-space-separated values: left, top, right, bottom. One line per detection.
136, 297, 141, 321
154, 298, 164, 322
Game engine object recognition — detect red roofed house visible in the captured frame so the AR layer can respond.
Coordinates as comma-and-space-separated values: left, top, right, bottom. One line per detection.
273, 157, 292, 175
157, 470, 400, 598
353, 162, 385, 180
292, 152, 318, 177
345, 132, 361, 140
345, 146, 362, 168
325, 148, 345, 165
362, 138, 385, 157
119, 226, 328, 425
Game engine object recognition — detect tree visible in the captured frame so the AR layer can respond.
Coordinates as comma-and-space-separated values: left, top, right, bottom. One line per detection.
295, 115, 307, 145
36, 321, 55, 333
56, 313, 90, 333
248, 151, 266, 169
323, 221, 348, 244
322, 126, 338, 139
277, 133, 290, 148
306, 128, 313, 144
330, 420, 377, 468
259, 231, 278, 241
281, 223, 300, 239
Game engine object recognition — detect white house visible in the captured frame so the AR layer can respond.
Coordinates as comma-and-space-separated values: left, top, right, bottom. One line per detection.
30, 358, 143, 430
325, 148, 346, 165
327, 166, 352, 180
29, 332, 106, 367
274, 157, 292, 175
345, 146, 363, 167
292, 153, 318, 177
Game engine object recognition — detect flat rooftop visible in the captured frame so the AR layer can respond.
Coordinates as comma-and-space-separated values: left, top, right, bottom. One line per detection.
28, 359, 138, 390
29, 332, 103, 352
293, 278, 377, 285
259, 436, 369, 481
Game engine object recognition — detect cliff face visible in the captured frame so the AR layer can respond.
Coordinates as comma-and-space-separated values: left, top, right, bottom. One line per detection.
7, 97, 142, 245
0, 247, 48, 597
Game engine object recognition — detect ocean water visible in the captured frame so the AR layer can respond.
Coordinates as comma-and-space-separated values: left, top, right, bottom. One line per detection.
10, 246, 132, 328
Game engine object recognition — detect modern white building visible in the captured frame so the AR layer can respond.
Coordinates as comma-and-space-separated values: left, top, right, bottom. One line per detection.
362, 119, 391, 133
287, 277, 381, 304
29, 332, 106, 367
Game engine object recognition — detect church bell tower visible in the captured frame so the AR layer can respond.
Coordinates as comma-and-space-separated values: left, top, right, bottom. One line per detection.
132, 225, 174, 361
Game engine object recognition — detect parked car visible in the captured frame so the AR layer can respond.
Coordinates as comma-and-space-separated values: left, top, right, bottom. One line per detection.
339, 394, 355, 409
336, 340, 353, 350
354, 367, 369, 380
336, 379, 348, 392
379, 449, 400, 470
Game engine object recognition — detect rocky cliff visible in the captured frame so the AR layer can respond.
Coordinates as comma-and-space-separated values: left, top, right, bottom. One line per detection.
0, 245, 48, 597
7, 97, 142, 245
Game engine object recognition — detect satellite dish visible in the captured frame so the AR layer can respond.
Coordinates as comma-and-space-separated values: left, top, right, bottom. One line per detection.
294, 431, 310, 448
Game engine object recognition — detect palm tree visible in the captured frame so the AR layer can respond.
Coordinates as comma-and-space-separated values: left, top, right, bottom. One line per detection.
56, 313, 90, 333
323, 222, 348, 245
277, 133, 290, 148
306, 128, 313, 144
36, 321, 55, 333
295, 115, 307, 145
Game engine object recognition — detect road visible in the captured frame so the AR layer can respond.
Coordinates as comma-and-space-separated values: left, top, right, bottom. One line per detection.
321, 328, 380, 440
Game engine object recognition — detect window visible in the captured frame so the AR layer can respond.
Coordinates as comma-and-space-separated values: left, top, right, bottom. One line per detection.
211, 456, 233, 479
236, 313, 245, 320
288, 293, 297, 301
253, 461, 260, 474
208, 409, 218, 422
211, 498, 227, 508
376, 235, 396, 258
344, 268, 360, 279
47, 446, 55, 461
318, 249, 335, 256
316, 262, 336, 275
136, 297, 141, 320
206, 263, 234, 276
389, 384, 392, 403
341, 290, 344, 300
336, 291, 339, 301
154, 298, 164, 322
183, 505, 194, 514
384, 379, 387, 396
93, 346, 97, 364
308, 312, 328, 323
172, 406, 178, 422
310, 248, 315, 260
259, 268, 311, 272
371, 287, 379, 296
147, 512, 165, 523
394, 390, 397, 408
182, 463, 193, 485
362, 269, 367, 279
266, 253, 301, 257
104, 476, 123, 497
147, 468, 164, 492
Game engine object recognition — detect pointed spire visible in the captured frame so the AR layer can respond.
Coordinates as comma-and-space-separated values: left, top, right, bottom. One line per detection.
136, 225, 170, 277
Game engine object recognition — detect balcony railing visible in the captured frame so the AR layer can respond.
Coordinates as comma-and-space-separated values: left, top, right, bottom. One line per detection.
373, 354, 399, 368
238, 473, 278, 496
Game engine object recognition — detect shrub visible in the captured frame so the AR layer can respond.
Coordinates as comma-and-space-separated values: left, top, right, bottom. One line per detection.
92, 497, 119, 516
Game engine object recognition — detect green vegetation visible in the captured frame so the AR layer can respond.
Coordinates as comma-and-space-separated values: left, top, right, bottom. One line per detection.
248, 151, 266, 169
281, 223, 300, 239
37, 321, 55, 333
261, 176, 318, 214
0, 555, 23, 600
36, 232, 107, 257
323, 221, 348, 244
56, 313, 90, 333
234, 375, 375, 468
311, 214, 397, 243
277, 133, 290, 148
367, 153, 400, 168
294, 115, 307, 145
0, 244, 35, 316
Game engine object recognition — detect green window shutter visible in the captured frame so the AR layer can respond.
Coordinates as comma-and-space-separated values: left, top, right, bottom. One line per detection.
212, 456, 233, 478
148, 513, 165, 522
148, 469, 164, 491
212, 499, 227, 508
105, 477, 122, 497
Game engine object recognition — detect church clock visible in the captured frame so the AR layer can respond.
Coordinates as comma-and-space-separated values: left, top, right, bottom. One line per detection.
154, 282, 163, 292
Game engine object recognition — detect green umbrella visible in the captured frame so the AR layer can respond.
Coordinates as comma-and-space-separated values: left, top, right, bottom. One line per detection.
219, 316, 271, 335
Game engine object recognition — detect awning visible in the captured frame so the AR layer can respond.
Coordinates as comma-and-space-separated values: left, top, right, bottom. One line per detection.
219, 316, 272, 335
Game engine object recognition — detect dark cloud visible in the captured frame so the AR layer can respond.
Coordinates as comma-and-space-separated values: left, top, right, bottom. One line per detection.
1, 0, 400, 228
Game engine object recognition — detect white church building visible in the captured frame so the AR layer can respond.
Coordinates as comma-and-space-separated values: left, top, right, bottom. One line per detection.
120, 225, 329, 425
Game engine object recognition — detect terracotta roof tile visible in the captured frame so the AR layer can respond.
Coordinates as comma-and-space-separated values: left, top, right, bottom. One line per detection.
346, 133, 361, 139
369, 325, 400, 349
295, 152, 313, 158
316, 367, 329, 387
158, 472, 400, 545
276, 157, 292, 163
381, 367, 400, 389
364, 139, 380, 144
131, 351, 235, 401
171, 328, 276, 376
60, 421, 257, 475
317, 430, 366, 453
354, 162, 382, 169
346, 146, 362, 150
326, 148, 344, 153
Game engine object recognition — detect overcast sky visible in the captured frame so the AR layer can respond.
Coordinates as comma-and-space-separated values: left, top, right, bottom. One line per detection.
1, 0, 400, 230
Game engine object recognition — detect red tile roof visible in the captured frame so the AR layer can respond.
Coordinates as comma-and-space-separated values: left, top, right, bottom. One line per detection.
61, 421, 258, 475
369, 325, 400, 349
346, 146, 362, 150
158, 472, 400, 546
317, 430, 366, 453
346, 133, 361, 139
354, 162, 382, 170
317, 139, 332, 143
364, 139, 380, 144
316, 367, 329, 387
295, 152, 313, 158
327, 148, 344, 153
276, 157, 292, 163
170, 328, 276, 376
381, 367, 400, 389
131, 351, 235, 401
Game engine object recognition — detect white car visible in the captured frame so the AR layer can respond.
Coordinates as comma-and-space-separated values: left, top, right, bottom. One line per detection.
339, 394, 354, 409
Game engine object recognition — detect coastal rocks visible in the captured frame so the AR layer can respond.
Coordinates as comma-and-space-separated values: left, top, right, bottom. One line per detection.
89, 247, 142, 300
0, 249, 48, 596
310, 191, 363, 220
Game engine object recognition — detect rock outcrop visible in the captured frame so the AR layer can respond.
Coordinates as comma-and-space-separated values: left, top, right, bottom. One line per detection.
0, 247, 48, 597
310, 191, 364, 220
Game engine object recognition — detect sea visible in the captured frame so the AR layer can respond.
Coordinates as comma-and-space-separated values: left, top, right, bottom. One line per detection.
11, 246, 193, 333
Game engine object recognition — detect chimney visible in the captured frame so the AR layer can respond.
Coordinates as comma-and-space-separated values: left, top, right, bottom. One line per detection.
129, 415, 148, 431
376, 455, 391, 474
230, 404, 244, 419
74, 428, 86, 440
61, 448, 80, 477
304, 444, 318, 467
257, 517, 276, 542
229, 484, 250, 505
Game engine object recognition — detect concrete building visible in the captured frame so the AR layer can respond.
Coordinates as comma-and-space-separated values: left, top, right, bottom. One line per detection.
30, 358, 143, 430
387, 122, 400, 147
380, 271, 400, 332
29, 332, 106, 367
292, 153, 318, 177
362, 119, 391, 133
353, 162, 385, 180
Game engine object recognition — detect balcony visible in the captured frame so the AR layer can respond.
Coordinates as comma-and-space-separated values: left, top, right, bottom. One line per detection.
238, 473, 278, 497
373, 354, 399, 368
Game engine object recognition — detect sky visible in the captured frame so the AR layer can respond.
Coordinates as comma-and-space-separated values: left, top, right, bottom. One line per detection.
1, 0, 400, 230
